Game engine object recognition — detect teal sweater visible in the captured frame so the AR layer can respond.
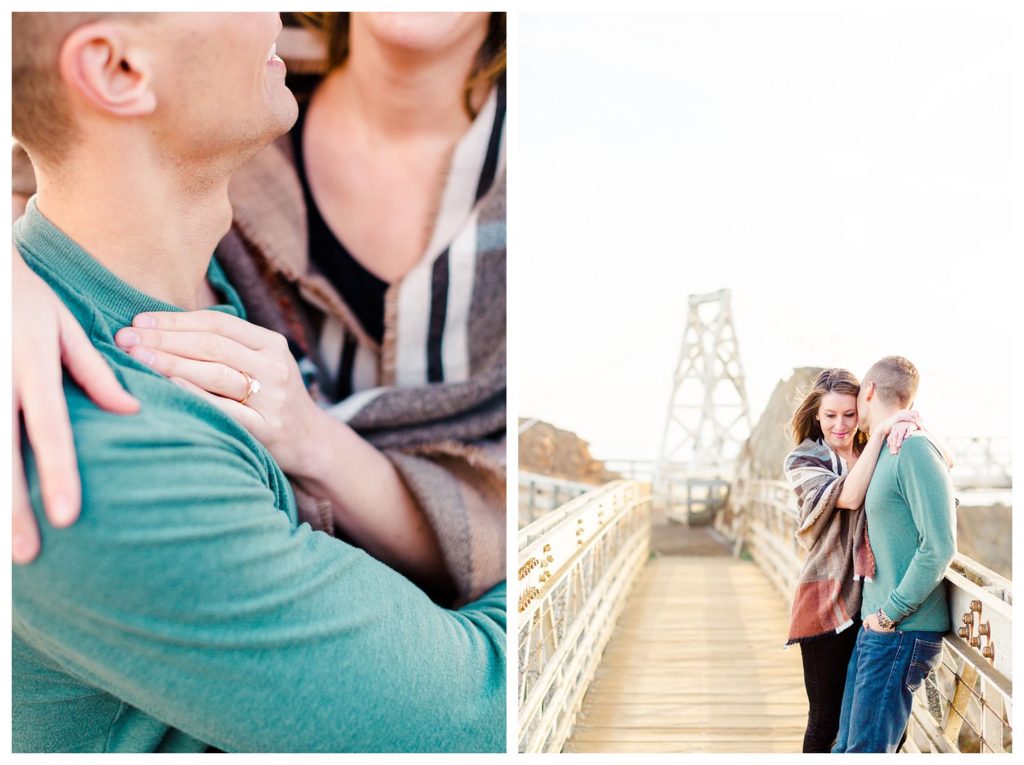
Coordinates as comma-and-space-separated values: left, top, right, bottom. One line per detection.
12, 200, 506, 753
861, 433, 956, 632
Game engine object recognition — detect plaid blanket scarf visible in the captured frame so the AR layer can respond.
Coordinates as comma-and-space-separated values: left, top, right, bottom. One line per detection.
784, 438, 876, 644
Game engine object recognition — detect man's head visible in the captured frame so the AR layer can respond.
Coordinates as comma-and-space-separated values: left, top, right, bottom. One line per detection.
13, 12, 296, 181
858, 355, 920, 431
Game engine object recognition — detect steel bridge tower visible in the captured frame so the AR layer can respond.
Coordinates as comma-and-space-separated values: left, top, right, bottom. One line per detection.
656, 289, 752, 502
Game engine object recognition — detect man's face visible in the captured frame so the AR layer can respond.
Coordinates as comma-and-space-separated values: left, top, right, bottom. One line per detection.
145, 13, 297, 172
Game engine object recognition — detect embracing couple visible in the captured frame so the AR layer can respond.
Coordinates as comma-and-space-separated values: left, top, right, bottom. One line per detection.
12, 12, 505, 753
784, 357, 957, 753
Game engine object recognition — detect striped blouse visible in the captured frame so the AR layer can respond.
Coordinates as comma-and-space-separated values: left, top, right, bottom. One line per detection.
312, 81, 507, 421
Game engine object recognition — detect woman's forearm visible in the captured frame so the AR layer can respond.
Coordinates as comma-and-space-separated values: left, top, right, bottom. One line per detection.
290, 411, 450, 592
835, 433, 886, 509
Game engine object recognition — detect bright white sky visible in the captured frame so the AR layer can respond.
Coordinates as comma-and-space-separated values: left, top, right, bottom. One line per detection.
519, 10, 1014, 461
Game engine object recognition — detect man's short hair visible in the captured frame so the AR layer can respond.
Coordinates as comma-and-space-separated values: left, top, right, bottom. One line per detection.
864, 355, 920, 408
12, 13, 115, 164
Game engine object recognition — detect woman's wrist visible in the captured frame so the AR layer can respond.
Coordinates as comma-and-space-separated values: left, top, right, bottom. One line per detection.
287, 406, 341, 487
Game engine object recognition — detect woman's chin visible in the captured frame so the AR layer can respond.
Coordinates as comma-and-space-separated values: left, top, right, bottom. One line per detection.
826, 436, 851, 451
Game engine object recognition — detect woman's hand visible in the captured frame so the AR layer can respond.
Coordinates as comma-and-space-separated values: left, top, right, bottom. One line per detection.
876, 409, 921, 455
876, 408, 919, 435
115, 310, 323, 477
886, 421, 918, 454
13, 247, 140, 563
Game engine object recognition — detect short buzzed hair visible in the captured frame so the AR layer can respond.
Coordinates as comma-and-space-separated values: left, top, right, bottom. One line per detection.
12, 13, 120, 164
864, 355, 920, 408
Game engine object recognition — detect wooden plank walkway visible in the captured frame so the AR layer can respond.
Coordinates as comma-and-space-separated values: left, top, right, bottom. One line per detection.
564, 554, 807, 753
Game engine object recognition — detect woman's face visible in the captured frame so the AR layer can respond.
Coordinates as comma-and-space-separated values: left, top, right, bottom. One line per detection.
816, 391, 859, 451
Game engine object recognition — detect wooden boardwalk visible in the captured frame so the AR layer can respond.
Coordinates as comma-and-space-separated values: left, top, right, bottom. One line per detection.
564, 553, 807, 753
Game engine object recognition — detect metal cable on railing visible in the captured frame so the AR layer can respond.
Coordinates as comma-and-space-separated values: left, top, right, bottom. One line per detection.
517, 481, 652, 753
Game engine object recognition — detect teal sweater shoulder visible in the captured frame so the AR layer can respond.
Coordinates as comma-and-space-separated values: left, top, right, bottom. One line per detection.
12, 200, 506, 753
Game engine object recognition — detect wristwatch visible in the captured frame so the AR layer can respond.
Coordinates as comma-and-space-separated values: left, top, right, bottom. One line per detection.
876, 609, 895, 630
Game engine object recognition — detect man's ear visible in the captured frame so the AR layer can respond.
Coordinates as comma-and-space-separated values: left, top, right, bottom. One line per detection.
863, 381, 875, 402
58, 22, 157, 117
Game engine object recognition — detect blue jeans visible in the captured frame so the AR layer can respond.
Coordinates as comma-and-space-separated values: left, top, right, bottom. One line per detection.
832, 624, 944, 752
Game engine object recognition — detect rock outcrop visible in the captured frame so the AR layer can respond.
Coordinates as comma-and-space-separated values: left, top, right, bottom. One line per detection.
736, 366, 823, 482
518, 418, 619, 485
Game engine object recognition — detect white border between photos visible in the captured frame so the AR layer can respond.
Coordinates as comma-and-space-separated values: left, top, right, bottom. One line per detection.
505, 8, 521, 759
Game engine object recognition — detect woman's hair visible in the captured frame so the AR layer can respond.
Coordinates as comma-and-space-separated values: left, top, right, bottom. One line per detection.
789, 368, 869, 452
295, 12, 506, 119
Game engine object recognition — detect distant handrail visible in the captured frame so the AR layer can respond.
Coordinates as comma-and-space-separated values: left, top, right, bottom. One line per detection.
518, 481, 651, 753
725, 478, 1013, 753
947, 436, 1012, 490
518, 472, 598, 528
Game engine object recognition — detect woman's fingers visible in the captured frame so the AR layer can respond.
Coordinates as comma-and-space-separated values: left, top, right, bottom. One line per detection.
887, 422, 917, 453
60, 309, 140, 414
133, 310, 280, 352
14, 250, 101, 536
12, 402, 41, 564
18, 354, 81, 529
888, 430, 901, 453
115, 325, 290, 406
116, 326, 260, 373
125, 344, 252, 402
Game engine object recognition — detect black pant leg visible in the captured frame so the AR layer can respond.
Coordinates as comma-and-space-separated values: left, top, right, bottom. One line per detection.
799, 623, 860, 753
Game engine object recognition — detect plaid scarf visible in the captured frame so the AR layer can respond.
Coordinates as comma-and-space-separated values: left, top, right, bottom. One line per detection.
218, 130, 505, 608
784, 439, 876, 644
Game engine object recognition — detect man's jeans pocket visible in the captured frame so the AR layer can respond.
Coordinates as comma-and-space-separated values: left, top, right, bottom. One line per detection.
905, 638, 943, 692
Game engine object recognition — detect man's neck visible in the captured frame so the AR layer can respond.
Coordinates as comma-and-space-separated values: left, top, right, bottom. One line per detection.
324, 21, 487, 143
869, 404, 902, 436
34, 145, 233, 311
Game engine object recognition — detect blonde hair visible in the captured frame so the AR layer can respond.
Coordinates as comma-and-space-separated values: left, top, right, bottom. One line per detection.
13, 13, 98, 162
864, 356, 919, 408
13, 13, 148, 165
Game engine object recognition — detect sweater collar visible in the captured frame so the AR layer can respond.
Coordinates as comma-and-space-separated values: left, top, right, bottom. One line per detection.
15, 197, 246, 329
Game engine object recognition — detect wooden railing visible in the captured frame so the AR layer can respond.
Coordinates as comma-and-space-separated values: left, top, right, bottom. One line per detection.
724, 478, 1013, 753
517, 481, 651, 753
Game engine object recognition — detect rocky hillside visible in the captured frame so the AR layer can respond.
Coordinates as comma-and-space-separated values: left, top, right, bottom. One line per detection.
518, 418, 619, 485
735, 366, 822, 481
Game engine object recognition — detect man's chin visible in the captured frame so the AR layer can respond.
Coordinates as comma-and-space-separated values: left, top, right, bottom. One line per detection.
265, 91, 299, 139
246, 98, 299, 159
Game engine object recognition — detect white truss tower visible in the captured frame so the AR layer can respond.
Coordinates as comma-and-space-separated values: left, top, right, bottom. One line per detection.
657, 289, 752, 480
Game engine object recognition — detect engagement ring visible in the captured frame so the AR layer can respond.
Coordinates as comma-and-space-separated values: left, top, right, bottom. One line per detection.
238, 371, 261, 406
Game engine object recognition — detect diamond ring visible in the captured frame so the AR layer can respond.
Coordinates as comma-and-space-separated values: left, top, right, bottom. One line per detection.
238, 371, 261, 406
